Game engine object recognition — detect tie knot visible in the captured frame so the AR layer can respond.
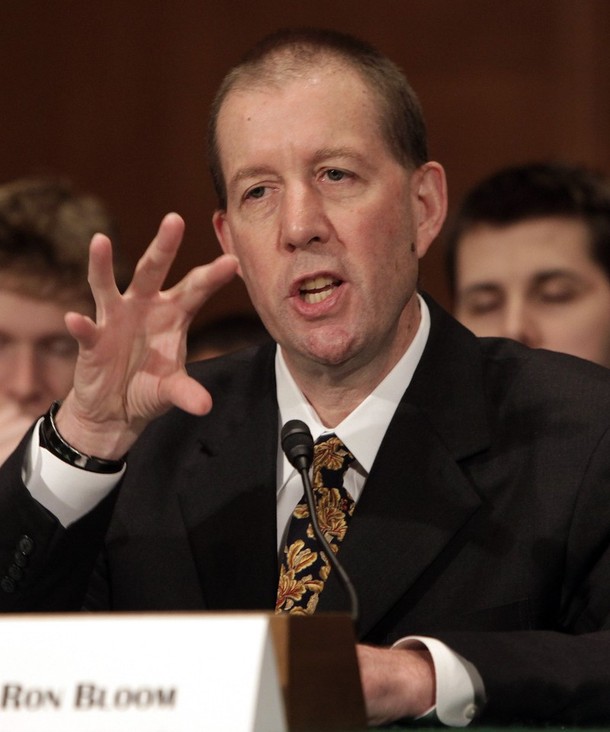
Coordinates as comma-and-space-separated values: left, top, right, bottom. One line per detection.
313, 434, 354, 480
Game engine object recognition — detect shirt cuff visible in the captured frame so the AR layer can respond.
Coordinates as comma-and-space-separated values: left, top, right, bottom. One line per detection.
23, 418, 125, 528
392, 635, 485, 726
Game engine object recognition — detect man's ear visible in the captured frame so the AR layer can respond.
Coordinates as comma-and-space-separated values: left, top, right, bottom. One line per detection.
212, 209, 232, 254
212, 210, 242, 275
410, 161, 448, 259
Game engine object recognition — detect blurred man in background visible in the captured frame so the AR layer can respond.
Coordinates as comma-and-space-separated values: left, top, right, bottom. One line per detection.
445, 162, 610, 367
0, 177, 125, 461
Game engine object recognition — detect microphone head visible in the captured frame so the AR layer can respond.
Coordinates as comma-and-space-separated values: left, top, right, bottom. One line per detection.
281, 419, 314, 472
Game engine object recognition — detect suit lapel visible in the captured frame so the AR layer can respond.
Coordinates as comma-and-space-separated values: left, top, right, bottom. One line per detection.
316, 401, 484, 636
177, 346, 280, 610
175, 299, 492, 630
317, 298, 491, 638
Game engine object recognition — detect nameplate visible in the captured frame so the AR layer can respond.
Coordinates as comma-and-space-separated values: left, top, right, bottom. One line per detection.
0, 612, 287, 731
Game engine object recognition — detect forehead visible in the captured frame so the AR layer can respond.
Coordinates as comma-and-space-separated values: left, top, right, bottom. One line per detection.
0, 271, 91, 304
221, 55, 374, 110
0, 276, 93, 324
0, 289, 74, 336
456, 217, 598, 281
216, 65, 385, 169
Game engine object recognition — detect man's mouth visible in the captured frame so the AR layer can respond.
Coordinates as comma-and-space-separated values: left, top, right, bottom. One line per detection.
299, 276, 341, 304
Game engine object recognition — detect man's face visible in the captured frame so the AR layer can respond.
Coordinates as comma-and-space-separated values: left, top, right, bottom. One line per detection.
454, 216, 610, 368
0, 289, 87, 418
213, 65, 444, 381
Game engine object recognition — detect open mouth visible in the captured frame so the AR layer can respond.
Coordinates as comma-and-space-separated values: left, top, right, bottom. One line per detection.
299, 275, 342, 304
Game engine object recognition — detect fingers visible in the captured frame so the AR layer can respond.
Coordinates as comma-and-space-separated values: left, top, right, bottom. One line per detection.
87, 213, 238, 320
129, 213, 186, 298
64, 312, 98, 350
88, 233, 120, 294
84, 230, 128, 330
159, 372, 215, 416
169, 254, 239, 316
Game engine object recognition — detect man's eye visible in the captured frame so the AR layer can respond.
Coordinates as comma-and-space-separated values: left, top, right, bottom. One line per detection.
538, 286, 578, 304
42, 337, 78, 358
245, 186, 266, 200
325, 169, 346, 182
468, 301, 499, 316
461, 292, 502, 316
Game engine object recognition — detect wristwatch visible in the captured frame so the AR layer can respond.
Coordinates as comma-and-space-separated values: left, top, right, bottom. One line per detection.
39, 401, 125, 474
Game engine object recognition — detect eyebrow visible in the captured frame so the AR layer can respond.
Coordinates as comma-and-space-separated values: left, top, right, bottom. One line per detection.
458, 282, 500, 298
229, 166, 276, 189
533, 269, 581, 284
459, 269, 581, 297
229, 147, 369, 190
311, 147, 367, 166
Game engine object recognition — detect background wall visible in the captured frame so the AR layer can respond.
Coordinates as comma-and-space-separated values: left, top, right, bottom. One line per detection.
1, 0, 608, 320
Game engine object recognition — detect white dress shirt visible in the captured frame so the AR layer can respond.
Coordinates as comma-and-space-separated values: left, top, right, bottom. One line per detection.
275, 295, 429, 548
23, 296, 483, 725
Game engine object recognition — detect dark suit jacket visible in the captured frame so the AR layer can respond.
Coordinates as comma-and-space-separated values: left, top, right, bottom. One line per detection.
2, 296, 610, 724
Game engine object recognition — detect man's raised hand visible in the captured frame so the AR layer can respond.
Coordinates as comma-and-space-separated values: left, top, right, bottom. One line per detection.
57, 213, 238, 460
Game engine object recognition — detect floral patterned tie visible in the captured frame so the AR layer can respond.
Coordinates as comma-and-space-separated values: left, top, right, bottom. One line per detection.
276, 434, 355, 614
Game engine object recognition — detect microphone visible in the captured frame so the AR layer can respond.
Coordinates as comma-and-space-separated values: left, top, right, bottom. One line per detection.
281, 419, 359, 624
281, 419, 314, 472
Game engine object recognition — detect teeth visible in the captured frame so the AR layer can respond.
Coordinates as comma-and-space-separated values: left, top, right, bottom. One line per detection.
303, 290, 330, 303
299, 276, 338, 304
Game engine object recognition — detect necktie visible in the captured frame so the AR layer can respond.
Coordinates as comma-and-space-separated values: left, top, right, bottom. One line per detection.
276, 434, 355, 614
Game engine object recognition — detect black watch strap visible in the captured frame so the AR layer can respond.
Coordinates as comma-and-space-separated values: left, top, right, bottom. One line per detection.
39, 401, 125, 474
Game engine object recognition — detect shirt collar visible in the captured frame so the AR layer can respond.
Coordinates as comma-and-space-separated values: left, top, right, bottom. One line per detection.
276, 294, 430, 476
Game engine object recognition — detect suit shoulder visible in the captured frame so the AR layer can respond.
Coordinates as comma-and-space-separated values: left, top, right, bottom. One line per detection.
478, 336, 610, 416
134, 342, 277, 452
479, 336, 610, 383
186, 341, 276, 395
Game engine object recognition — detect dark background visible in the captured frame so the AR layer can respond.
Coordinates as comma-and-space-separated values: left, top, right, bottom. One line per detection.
2, 0, 608, 321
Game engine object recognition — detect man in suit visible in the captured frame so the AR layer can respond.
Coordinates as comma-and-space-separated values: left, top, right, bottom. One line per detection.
2, 28, 610, 726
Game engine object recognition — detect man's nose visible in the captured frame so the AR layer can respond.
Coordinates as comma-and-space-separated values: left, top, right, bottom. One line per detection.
2, 347, 43, 403
279, 184, 331, 251
500, 300, 541, 348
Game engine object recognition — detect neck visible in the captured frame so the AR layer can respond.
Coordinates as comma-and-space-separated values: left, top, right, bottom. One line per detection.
283, 311, 420, 429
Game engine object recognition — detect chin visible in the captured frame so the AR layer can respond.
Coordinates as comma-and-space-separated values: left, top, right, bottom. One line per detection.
302, 331, 358, 366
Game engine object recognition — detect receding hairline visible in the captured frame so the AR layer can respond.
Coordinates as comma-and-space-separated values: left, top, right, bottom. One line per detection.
216, 49, 391, 132
222, 45, 364, 88
208, 30, 428, 209
213, 53, 405, 159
